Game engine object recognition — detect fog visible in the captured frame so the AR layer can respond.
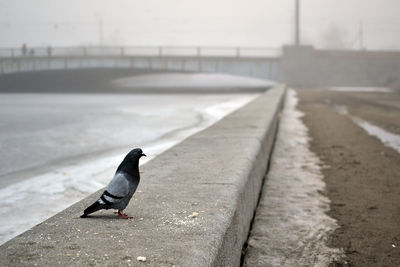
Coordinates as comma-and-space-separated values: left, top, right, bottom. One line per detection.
1, 0, 399, 50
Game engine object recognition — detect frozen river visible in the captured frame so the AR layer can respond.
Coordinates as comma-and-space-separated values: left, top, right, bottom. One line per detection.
0, 72, 269, 244
0, 93, 258, 185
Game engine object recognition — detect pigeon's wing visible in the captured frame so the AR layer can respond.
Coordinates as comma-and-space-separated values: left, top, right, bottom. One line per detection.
100, 173, 130, 205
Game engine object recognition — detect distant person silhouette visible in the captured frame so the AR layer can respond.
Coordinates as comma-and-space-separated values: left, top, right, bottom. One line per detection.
47, 46, 52, 57
29, 49, 35, 57
21, 43, 27, 56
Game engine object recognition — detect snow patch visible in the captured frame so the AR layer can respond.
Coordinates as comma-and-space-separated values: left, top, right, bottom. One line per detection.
328, 87, 393, 93
333, 105, 400, 154
246, 89, 343, 266
353, 118, 400, 154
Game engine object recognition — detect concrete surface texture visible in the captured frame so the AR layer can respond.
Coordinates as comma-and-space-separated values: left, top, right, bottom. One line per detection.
243, 89, 343, 266
0, 86, 285, 266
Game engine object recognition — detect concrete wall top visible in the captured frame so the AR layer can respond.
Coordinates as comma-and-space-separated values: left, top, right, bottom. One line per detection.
0, 85, 286, 266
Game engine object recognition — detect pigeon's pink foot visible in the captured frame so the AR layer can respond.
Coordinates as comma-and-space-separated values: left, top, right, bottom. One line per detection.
117, 210, 133, 219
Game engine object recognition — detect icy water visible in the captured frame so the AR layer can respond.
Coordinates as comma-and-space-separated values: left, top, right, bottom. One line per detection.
0, 93, 258, 183
0, 89, 260, 244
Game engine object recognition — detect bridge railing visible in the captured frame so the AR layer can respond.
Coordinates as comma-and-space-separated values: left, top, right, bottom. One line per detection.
0, 46, 281, 58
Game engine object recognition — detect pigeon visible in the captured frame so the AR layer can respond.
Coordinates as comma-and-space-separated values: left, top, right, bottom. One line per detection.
81, 148, 146, 219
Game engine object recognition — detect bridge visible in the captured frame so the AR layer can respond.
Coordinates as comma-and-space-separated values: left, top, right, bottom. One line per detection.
1, 45, 399, 88
0, 46, 281, 81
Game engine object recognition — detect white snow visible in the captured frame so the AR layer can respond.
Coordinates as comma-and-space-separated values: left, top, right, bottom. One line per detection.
334, 105, 400, 154
328, 86, 393, 93
353, 118, 400, 154
247, 89, 343, 265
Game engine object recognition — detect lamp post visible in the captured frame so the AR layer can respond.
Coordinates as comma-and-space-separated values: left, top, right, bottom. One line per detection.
295, 0, 300, 46
99, 17, 103, 47
95, 14, 104, 47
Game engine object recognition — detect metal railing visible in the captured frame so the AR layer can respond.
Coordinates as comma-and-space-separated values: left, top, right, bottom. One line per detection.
0, 46, 281, 59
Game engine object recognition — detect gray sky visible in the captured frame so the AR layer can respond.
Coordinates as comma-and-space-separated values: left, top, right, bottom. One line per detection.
0, 0, 399, 50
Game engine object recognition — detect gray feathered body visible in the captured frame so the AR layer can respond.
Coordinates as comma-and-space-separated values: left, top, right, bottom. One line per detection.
102, 172, 139, 210
81, 148, 145, 218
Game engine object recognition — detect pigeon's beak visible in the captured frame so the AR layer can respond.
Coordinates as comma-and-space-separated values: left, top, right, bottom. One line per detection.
141, 153, 147, 157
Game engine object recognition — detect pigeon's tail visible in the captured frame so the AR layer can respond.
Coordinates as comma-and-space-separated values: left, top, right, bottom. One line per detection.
81, 200, 103, 218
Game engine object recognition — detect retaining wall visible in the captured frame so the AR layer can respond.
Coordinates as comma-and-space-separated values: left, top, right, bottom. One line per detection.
0, 85, 286, 266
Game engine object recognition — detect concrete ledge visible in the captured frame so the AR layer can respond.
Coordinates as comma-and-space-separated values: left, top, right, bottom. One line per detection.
0, 85, 286, 266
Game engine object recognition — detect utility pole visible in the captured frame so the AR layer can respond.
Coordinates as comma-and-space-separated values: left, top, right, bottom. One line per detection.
359, 22, 364, 49
99, 17, 103, 47
295, 0, 300, 46
95, 13, 104, 47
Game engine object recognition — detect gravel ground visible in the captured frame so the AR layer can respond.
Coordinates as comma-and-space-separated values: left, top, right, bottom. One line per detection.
297, 87, 400, 266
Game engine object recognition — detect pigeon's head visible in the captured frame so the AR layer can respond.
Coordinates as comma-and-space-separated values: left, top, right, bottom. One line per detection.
117, 148, 146, 173
129, 148, 147, 158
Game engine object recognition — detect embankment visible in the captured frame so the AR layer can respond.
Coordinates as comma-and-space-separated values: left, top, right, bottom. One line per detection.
0, 85, 285, 266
